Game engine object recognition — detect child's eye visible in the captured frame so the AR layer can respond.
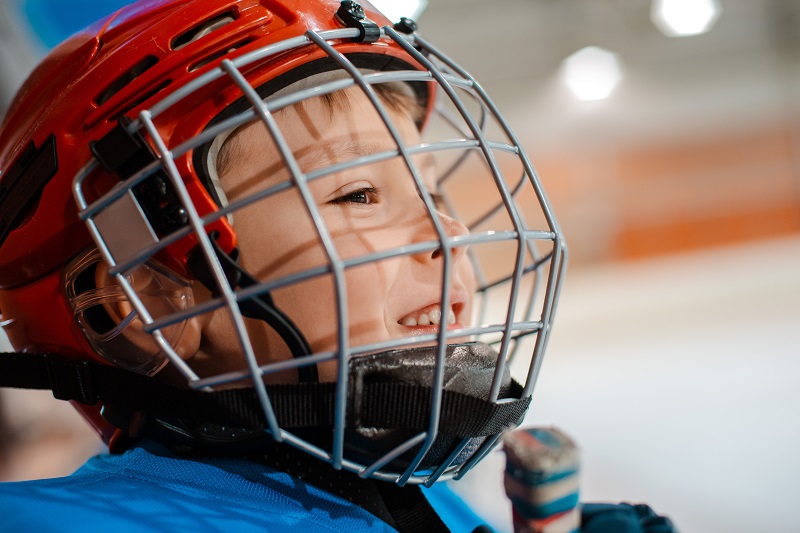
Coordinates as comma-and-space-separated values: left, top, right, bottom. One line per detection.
330, 187, 379, 205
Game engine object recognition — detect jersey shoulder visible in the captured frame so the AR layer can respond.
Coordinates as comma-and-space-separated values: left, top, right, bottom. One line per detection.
0, 445, 395, 533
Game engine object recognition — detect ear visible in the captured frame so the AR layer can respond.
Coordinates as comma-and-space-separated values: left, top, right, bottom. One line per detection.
94, 261, 203, 361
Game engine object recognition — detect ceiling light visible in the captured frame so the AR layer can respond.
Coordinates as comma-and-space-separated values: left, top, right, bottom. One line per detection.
560, 46, 623, 102
651, 0, 722, 37
369, 0, 429, 23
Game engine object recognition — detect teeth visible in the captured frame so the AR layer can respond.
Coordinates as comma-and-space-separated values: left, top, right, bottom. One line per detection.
401, 306, 457, 328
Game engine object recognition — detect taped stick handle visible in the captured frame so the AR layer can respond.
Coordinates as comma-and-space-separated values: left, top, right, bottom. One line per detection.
503, 427, 581, 533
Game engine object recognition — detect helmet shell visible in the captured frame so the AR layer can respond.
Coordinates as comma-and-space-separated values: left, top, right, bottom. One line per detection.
0, 0, 427, 445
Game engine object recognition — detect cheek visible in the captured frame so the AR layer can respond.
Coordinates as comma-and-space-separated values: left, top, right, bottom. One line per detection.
231, 198, 406, 356
235, 197, 327, 279
272, 275, 337, 351
270, 259, 397, 355
343, 259, 397, 333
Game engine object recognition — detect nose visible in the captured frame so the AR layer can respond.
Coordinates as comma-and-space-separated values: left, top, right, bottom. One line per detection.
414, 209, 470, 264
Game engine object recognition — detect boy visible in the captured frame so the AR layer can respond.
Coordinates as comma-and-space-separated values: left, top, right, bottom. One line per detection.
0, 0, 673, 531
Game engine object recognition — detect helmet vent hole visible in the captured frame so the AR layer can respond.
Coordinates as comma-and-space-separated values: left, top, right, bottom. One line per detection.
107, 80, 172, 124
172, 13, 236, 51
96, 55, 158, 106
188, 37, 257, 73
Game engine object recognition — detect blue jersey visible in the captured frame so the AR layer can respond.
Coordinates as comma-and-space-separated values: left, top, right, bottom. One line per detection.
0, 441, 675, 532
0, 441, 485, 533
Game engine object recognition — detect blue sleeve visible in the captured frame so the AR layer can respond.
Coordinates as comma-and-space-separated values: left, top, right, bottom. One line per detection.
422, 484, 678, 533
422, 482, 493, 533
581, 503, 678, 533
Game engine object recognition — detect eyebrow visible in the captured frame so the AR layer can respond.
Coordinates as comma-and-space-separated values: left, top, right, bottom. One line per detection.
295, 140, 437, 175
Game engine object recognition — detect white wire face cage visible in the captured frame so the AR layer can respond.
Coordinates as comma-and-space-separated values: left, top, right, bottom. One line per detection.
71, 25, 567, 485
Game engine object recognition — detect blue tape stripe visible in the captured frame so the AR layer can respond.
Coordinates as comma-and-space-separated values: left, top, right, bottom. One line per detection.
510, 493, 580, 519
524, 427, 565, 448
505, 464, 579, 485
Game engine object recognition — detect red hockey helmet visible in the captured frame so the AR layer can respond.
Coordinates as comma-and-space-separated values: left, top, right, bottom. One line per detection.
0, 0, 566, 484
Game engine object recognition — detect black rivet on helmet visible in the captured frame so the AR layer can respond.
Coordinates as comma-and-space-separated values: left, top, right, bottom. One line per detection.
393, 17, 417, 34
161, 204, 188, 231
139, 175, 168, 203
338, 0, 365, 20
335, 0, 380, 43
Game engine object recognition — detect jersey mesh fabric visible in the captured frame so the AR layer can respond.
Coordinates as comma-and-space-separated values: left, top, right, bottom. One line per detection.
0, 441, 396, 532
0, 440, 489, 532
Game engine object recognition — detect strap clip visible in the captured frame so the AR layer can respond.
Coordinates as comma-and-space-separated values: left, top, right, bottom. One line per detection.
46, 357, 98, 405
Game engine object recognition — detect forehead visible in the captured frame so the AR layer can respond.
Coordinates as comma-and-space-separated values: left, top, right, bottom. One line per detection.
238, 87, 419, 154
219, 86, 424, 176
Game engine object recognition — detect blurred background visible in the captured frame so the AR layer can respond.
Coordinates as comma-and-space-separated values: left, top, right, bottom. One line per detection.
1, 0, 798, 531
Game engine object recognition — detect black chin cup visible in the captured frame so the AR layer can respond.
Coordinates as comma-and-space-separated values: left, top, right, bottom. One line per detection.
303, 342, 515, 471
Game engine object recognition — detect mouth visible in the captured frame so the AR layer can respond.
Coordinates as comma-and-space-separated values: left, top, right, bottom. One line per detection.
398, 302, 465, 329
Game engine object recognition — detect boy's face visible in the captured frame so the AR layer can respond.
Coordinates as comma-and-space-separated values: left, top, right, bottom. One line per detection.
194, 87, 475, 382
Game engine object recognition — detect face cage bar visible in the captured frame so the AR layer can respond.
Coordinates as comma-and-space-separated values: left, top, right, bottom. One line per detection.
72, 26, 567, 485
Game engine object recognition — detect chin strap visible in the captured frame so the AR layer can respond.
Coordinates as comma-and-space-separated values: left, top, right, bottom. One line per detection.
0, 352, 529, 441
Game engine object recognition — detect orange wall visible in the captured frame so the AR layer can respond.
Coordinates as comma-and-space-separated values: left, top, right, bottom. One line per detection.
533, 121, 800, 263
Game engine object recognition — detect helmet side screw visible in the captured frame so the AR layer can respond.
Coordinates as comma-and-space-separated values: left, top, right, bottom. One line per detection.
140, 175, 168, 203
161, 204, 188, 231
393, 17, 418, 34
338, 0, 365, 21
335, 0, 380, 43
